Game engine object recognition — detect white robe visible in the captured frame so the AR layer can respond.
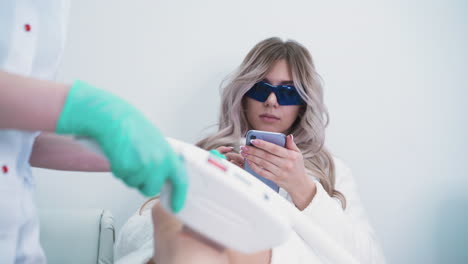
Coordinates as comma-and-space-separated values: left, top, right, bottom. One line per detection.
114, 156, 386, 263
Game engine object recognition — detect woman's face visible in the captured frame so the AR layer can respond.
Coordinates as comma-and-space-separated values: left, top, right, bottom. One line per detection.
245, 59, 301, 134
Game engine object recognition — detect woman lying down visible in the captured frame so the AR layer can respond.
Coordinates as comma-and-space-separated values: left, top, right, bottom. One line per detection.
114, 37, 386, 264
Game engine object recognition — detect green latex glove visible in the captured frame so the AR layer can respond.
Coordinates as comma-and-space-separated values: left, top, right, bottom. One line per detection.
56, 80, 188, 212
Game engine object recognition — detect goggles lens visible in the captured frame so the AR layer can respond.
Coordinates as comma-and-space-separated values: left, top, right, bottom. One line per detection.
245, 81, 304, 106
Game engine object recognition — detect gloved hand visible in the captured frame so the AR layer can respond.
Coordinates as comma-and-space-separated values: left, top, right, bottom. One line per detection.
56, 80, 188, 212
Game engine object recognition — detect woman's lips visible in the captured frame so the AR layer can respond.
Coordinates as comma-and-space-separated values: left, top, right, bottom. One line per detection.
259, 114, 280, 123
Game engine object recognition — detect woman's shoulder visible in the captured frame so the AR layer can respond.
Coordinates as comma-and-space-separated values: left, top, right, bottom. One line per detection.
331, 156, 355, 187
331, 156, 352, 173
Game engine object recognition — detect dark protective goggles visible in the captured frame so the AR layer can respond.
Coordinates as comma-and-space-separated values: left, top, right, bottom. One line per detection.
245, 81, 305, 106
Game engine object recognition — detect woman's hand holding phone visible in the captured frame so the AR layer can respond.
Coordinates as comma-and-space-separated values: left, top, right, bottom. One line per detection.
215, 146, 244, 168
241, 134, 317, 210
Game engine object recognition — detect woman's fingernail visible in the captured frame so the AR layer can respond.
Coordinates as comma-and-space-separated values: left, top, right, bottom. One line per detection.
240, 146, 248, 152
250, 139, 258, 145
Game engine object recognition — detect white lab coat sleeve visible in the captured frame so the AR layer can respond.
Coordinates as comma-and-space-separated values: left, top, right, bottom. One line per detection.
298, 158, 386, 263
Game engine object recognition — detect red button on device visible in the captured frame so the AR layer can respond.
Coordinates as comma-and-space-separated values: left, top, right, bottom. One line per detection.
24, 24, 31, 32
2, 165, 8, 174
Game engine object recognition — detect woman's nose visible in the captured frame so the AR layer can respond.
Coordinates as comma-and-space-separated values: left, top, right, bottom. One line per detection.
264, 92, 279, 107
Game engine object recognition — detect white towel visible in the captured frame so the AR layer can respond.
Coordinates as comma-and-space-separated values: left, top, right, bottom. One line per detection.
114, 207, 154, 264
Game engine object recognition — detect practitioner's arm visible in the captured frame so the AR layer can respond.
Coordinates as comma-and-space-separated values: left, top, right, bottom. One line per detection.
0, 70, 187, 212
0, 70, 67, 131
30, 133, 110, 171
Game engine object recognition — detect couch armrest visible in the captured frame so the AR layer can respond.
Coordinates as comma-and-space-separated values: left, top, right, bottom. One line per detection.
99, 210, 115, 264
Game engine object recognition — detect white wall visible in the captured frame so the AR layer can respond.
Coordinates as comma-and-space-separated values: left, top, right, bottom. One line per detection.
34, 0, 468, 263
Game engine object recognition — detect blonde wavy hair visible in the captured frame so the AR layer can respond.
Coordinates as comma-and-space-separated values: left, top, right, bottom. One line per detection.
197, 37, 346, 209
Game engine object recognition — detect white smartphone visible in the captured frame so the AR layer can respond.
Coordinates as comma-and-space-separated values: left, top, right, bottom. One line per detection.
244, 130, 286, 192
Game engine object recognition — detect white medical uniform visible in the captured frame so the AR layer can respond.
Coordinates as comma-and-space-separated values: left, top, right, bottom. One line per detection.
0, 0, 70, 263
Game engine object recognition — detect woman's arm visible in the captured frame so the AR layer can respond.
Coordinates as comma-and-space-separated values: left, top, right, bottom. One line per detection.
298, 158, 387, 263
30, 132, 110, 171
151, 202, 271, 264
151, 202, 231, 264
